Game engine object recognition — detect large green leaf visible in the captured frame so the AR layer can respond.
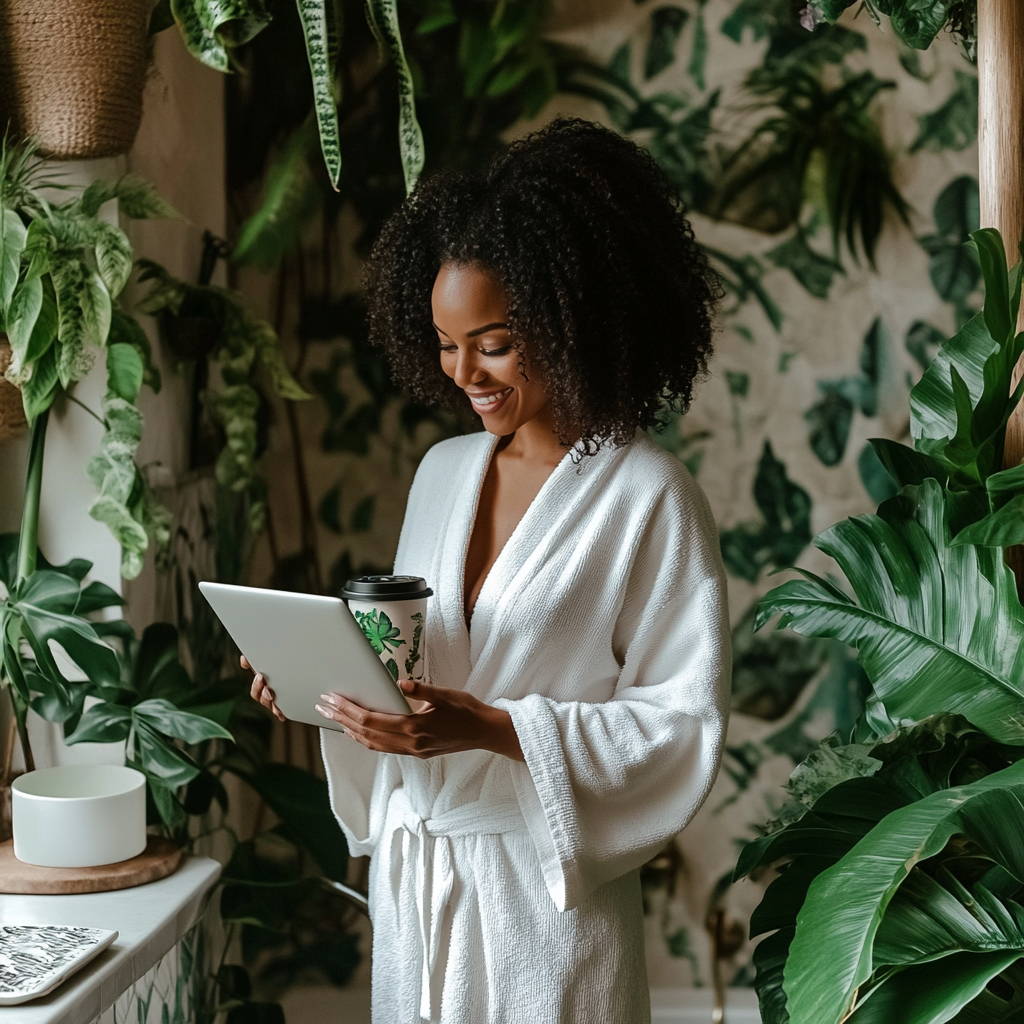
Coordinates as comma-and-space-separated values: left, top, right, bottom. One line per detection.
170, 0, 272, 72
757, 479, 1024, 745
20, 344, 60, 421
227, 761, 348, 881
847, 951, 1023, 1024
782, 759, 1024, 1024
132, 697, 232, 743
6, 275, 58, 382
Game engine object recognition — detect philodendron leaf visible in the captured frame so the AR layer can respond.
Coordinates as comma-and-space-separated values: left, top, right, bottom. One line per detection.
20, 344, 60, 420
757, 478, 1024, 745
782, 758, 1024, 1024
6, 275, 58, 382
91, 221, 134, 297
366, 0, 425, 194
0, 206, 27, 318
131, 719, 201, 788
296, 0, 342, 190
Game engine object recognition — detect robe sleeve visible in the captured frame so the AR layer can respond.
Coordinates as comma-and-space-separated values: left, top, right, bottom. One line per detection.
494, 475, 731, 912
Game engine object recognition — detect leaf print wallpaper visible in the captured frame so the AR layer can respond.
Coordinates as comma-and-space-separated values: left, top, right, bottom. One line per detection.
241, 0, 982, 990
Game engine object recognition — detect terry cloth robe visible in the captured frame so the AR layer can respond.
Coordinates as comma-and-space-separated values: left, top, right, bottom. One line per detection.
321, 431, 731, 1024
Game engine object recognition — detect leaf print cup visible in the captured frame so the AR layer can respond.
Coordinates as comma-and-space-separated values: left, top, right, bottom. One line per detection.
341, 576, 433, 684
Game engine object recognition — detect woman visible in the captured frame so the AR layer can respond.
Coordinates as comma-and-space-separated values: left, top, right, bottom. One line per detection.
250, 118, 730, 1024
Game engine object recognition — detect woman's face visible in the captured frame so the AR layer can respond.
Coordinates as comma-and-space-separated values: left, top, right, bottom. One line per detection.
432, 263, 551, 437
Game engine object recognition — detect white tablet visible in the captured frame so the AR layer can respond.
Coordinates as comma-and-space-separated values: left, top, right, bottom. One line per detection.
198, 582, 412, 728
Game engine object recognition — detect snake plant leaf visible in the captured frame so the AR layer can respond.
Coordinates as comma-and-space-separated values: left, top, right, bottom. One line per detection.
783, 758, 1024, 1024
0, 206, 27, 319
366, 0, 425, 194
296, 0, 343, 191
758, 478, 1024, 745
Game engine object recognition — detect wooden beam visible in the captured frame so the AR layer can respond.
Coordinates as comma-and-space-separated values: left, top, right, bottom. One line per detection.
977, 0, 1024, 582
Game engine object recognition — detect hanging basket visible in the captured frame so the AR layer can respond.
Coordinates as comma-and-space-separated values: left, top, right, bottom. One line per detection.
0, 0, 150, 160
0, 340, 28, 444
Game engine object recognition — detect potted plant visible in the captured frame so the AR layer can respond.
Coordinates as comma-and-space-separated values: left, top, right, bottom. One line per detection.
736, 228, 1024, 1022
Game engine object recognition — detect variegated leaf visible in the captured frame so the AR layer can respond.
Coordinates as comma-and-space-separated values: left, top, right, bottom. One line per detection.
296, 0, 342, 189
0, 206, 27, 319
366, 0, 425, 194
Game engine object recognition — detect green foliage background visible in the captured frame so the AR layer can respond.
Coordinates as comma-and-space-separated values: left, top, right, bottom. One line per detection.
218, 0, 982, 993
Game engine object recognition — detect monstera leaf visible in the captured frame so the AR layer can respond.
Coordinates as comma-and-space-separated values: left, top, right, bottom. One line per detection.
757, 478, 1024, 746
354, 608, 405, 655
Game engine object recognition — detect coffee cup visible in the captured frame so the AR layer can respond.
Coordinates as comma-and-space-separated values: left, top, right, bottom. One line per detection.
341, 575, 433, 684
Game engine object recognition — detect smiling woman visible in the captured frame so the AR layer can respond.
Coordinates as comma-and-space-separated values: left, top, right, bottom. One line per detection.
248, 118, 731, 1024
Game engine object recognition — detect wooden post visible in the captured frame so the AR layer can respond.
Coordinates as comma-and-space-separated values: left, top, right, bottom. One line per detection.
977, 0, 1024, 583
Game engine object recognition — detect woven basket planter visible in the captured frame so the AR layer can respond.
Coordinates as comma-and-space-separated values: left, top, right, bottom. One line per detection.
0, 0, 150, 160
0, 340, 28, 444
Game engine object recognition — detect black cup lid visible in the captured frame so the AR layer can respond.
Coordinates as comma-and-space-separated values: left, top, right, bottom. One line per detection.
340, 575, 433, 600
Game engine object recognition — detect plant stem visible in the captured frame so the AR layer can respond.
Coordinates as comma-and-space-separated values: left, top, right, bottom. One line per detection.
12, 407, 49, 775
17, 408, 49, 582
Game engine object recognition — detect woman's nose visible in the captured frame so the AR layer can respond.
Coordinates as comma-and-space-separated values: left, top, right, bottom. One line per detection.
453, 349, 486, 389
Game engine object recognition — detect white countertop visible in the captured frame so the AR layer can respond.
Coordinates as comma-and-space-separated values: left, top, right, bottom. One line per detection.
0, 856, 220, 1024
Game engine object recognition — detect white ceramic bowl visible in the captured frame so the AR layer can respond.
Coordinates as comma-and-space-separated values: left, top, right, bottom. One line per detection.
12, 765, 147, 868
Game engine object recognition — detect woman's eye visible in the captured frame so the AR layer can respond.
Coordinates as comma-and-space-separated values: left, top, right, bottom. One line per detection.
438, 344, 457, 353
481, 346, 513, 357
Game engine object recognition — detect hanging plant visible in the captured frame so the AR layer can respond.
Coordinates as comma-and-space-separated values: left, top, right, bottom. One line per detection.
804, 0, 977, 57
135, 258, 311, 533
0, 0, 151, 160
151, 0, 424, 194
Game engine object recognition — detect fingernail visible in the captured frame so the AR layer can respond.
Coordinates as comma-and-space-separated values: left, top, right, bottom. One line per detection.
315, 704, 328, 717
320, 693, 335, 705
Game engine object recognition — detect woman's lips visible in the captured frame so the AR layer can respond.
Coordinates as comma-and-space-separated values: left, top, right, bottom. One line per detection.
467, 387, 513, 415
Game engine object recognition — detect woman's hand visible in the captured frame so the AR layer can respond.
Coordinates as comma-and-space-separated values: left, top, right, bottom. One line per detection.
242, 655, 287, 722
316, 680, 524, 762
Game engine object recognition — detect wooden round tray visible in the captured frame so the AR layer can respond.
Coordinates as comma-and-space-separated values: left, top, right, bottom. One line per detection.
0, 836, 182, 894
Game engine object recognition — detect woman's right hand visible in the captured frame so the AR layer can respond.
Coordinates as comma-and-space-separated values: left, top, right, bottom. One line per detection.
242, 655, 287, 722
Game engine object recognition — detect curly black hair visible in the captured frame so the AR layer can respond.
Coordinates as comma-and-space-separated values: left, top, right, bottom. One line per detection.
364, 117, 721, 455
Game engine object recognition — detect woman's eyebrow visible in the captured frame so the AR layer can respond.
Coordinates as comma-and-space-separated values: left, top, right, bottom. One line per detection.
432, 321, 510, 339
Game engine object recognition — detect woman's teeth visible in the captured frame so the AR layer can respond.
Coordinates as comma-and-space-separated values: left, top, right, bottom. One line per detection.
470, 388, 513, 406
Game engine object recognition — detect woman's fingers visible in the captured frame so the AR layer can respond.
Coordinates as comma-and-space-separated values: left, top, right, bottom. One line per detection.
240, 655, 251, 671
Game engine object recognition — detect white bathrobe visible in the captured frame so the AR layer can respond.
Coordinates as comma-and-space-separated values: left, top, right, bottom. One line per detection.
321, 431, 730, 1024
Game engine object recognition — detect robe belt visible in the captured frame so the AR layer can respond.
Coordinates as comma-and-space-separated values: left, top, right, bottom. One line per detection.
385, 787, 527, 1022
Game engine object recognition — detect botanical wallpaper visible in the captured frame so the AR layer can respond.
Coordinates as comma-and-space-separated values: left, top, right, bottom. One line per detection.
245, 0, 980, 991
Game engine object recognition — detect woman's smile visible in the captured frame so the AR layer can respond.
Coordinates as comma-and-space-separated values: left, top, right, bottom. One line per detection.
431, 262, 555, 444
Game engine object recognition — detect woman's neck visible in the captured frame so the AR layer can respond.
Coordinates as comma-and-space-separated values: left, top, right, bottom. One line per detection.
497, 405, 570, 468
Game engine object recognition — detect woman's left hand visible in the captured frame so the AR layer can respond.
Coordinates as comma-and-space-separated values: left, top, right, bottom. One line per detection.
315, 680, 524, 762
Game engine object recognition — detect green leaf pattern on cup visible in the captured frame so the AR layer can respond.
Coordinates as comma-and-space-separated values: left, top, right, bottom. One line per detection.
385, 658, 399, 682
353, 607, 405, 654
404, 611, 424, 678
